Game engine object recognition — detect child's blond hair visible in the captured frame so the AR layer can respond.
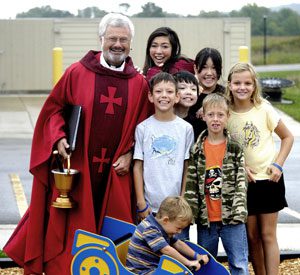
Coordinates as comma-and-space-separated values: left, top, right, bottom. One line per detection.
225, 62, 262, 106
202, 93, 229, 114
156, 196, 193, 224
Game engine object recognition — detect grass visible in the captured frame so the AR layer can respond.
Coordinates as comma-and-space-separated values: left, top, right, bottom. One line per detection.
258, 70, 300, 122
252, 36, 300, 65
0, 250, 7, 258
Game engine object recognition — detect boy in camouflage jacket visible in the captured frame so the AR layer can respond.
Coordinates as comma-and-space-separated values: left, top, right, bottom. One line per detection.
184, 93, 249, 275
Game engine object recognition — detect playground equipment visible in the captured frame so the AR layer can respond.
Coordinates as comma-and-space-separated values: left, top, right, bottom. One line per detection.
71, 216, 229, 274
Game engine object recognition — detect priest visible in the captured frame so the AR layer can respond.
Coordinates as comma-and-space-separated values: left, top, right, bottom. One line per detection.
4, 13, 151, 275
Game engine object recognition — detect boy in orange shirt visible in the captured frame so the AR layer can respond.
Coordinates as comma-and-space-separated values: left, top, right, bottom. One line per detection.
185, 93, 248, 275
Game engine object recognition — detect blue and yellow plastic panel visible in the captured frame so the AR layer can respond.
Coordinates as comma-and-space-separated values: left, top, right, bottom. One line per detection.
71, 216, 229, 274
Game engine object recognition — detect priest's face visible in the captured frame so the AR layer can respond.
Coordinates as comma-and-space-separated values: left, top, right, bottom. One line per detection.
101, 25, 131, 67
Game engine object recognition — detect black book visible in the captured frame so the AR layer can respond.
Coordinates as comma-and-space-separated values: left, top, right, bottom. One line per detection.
64, 105, 82, 152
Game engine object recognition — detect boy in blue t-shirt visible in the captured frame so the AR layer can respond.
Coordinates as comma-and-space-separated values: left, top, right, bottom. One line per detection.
133, 72, 194, 222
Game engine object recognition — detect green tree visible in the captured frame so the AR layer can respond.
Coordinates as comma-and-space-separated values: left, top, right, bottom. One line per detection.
77, 7, 107, 18
229, 4, 300, 36
17, 5, 74, 18
134, 2, 165, 17
230, 4, 270, 35
198, 10, 227, 18
274, 8, 300, 35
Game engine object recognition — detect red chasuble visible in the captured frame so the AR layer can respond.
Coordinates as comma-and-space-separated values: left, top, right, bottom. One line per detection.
4, 51, 151, 275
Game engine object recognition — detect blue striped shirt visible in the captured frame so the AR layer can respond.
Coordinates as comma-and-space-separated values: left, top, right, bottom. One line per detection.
126, 214, 178, 274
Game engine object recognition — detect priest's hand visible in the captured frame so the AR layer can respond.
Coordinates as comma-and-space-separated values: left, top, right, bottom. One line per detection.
113, 151, 132, 176
57, 137, 70, 159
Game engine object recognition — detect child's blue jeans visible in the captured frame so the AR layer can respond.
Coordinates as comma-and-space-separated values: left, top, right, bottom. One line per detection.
197, 222, 249, 275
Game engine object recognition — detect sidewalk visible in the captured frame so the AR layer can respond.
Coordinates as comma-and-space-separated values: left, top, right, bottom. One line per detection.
0, 94, 300, 257
0, 94, 47, 139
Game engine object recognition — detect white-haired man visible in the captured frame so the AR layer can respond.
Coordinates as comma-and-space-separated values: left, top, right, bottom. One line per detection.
4, 13, 151, 275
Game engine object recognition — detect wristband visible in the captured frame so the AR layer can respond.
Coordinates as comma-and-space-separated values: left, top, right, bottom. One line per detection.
193, 251, 199, 260
272, 162, 283, 172
137, 203, 149, 213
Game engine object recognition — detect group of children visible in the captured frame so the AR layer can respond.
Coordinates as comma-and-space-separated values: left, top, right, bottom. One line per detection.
125, 54, 294, 275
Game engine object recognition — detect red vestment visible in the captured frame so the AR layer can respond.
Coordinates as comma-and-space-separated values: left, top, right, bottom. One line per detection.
4, 51, 151, 274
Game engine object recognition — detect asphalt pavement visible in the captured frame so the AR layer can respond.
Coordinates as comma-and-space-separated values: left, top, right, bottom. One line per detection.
1, 86, 300, 258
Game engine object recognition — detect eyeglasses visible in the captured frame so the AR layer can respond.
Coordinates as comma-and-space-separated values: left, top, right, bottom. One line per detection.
104, 36, 130, 44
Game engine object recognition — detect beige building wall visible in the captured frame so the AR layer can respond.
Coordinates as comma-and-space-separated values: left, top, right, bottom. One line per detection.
54, 19, 100, 70
0, 19, 54, 91
0, 17, 250, 92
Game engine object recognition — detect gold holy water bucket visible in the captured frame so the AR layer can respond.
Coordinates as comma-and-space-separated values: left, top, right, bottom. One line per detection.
51, 156, 79, 208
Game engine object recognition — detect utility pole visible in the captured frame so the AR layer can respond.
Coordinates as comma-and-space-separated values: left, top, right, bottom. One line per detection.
263, 15, 267, 65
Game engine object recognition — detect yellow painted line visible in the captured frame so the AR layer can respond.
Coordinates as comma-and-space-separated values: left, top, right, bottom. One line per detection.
9, 173, 28, 217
